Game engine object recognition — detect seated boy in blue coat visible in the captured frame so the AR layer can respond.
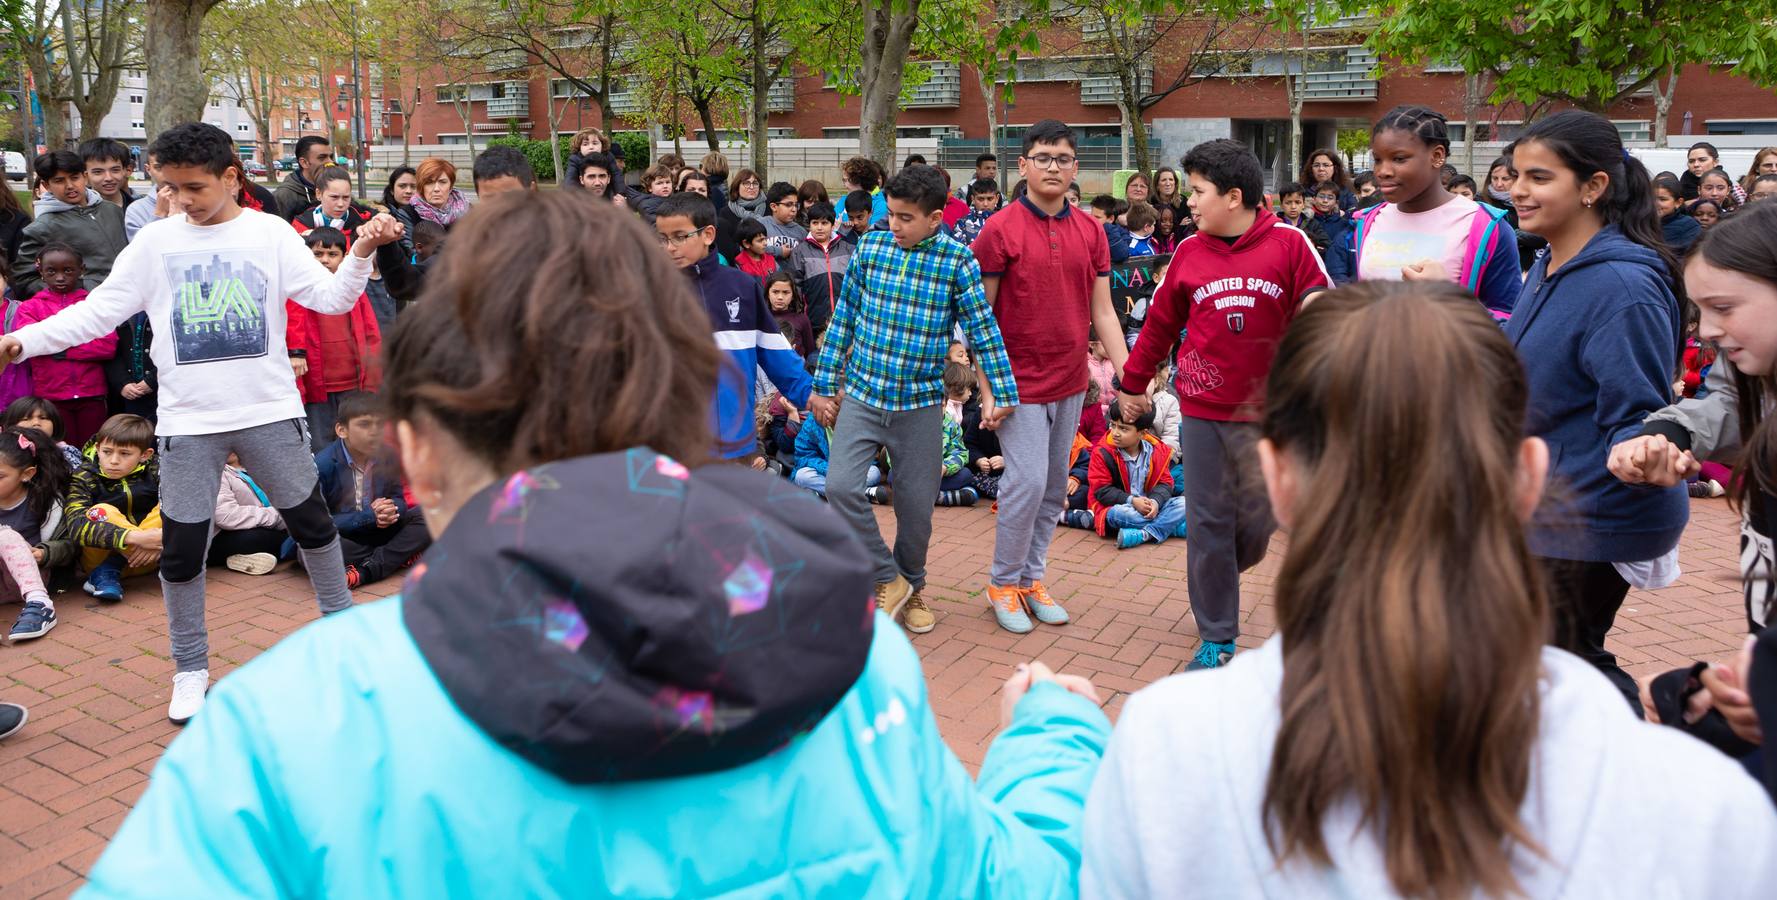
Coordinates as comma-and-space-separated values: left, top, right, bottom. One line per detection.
314, 392, 429, 587
792, 420, 884, 500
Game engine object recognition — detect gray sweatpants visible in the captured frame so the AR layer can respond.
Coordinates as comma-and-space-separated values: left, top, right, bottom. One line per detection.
1178, 416, 1275, 644
991, 391, 1086, 586
158, 418, 354, 673
828, 399, 944, 589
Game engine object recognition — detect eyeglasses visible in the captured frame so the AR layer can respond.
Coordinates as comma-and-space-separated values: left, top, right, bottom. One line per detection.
1023, 154, 1077, 170
656, 230, 703, 247
772, 199, 798, 208
740, 179, 760, 187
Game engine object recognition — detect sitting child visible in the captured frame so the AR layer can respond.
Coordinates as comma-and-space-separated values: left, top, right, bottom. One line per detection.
2, 427, 75, 640
792, 418, 884, 499
1062, 432, 1093, 526
314, 393, 429, 588
935, 365, 979, 507
17, 243, 115, 445
287, 227, 383, 451
67, 413, 161, 601
4, 396, 85, 470
1087, 399, 1188, 549
209, 453, 287, 576
735, 219, 778, 283
950, 362, 1002, 499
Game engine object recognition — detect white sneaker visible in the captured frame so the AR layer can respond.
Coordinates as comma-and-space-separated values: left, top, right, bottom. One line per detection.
168, 669, 210, 725
226, 553, 278, 575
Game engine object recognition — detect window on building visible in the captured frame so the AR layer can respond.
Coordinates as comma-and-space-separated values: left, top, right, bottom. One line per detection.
309, 75, 320, 88
1706, 119, 1777, 135
310, 99, 321, 110
283, 119, 294, 130
210, 98, 222, 108
130, 120, 144, 131
236, 123, 252, 133
128, 93, 144, 104
438, 134, 468, 145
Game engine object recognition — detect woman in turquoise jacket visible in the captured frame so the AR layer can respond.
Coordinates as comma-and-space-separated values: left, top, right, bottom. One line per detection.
82, 191, 1110, 899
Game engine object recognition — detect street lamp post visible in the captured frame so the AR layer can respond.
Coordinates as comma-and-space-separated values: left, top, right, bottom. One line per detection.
350, 0, 366, 197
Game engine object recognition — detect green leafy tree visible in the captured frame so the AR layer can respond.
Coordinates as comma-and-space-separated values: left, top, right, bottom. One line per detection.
1363, 0, 1777, 135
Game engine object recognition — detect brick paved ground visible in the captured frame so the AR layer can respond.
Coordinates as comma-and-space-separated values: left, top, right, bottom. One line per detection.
0, 497, 1751, 897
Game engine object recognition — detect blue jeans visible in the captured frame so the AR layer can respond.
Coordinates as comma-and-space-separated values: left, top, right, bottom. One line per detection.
792, 464, 881, 497
1103, 496, 1188, 543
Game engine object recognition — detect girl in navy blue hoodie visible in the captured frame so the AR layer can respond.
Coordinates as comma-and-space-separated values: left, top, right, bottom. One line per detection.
1503, 111, 1688, 712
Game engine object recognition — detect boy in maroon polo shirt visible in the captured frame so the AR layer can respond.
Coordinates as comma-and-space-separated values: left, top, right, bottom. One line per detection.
972, 119, 1130, 634
1118, 139, 1329, 670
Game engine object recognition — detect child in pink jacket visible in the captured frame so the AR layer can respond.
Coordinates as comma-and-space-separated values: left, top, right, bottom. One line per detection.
17, 244, 115, 445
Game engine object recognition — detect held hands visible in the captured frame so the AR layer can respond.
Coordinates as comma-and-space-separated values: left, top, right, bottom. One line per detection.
0, 335, 22, 370
120, 380, 152, 400
980, 395, 1013, 431
1607, 435, 1699, 488
1133, 496, 1159, 518
1000, 661, 1101, 730
1114, 390, 1151, 423
1641, 637, 1763, 745
125, 527, 164, 568
352, 213, 406, 255
808, 393, 840, 429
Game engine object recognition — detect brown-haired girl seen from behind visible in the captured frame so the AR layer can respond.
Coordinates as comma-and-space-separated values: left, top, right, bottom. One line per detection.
1083, 281, 1777, 898
86, 191, 1115, 896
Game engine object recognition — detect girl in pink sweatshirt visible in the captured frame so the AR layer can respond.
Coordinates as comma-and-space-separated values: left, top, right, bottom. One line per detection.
18, 244, 115, 445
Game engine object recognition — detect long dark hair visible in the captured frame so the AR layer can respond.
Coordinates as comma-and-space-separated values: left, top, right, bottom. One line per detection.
1688, 200, 1777, 508
381, 165, 417, 212
1510, 111, 1684, 305
0, 396, 64, 442
0, 426, 70, 524
1261, 281, 1547, 899
381, 190, 723, 473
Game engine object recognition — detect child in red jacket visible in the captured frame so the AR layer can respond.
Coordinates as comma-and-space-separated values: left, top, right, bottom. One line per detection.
17, 243, 116, 445
1087, 399, 1187, 549
286, 228, 381, 450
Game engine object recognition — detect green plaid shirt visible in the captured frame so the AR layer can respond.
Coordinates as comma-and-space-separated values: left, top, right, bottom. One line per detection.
813, 229, 1018, 411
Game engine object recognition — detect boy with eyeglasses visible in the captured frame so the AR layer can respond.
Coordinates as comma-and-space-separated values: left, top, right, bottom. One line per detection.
739, 182, 809, 260
655, 192, 811, 463
971, 119, 1129, 633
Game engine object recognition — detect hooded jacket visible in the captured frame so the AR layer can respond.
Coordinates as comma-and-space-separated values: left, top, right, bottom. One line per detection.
284, 293, 382, 404
1086, 434, 1175, 536
12, 189, 127, 297
1082, 637, 1777, 897
786, 233, 853, 334
271, 170, 317, 222
65, 445, 159, 550
1505, 225, 1688, 562
686, 257, 812, 458
83, 449, 1111, 897
16, 287, 116, 400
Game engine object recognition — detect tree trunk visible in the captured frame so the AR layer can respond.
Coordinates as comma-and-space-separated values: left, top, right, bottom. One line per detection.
1287, 28, 1306, 184
546, 91, 564, 183
1652, 66, 1679, 148
598, 17, 616, 122
976, 71, 997, 177
1462, 73, 1479, 176
256, 72, 274, 170
696, 96, 720, 153
145, 0, 225, 138
749, 6, 770, 181
857, 0, 921, 167
23, 53, 67, 151
402, 85, 418, 166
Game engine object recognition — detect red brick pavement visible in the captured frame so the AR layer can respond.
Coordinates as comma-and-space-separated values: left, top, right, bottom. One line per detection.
0, 497, 1751, 897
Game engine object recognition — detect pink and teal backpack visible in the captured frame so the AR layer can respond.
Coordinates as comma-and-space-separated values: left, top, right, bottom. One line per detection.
1350, 201, 1514, 321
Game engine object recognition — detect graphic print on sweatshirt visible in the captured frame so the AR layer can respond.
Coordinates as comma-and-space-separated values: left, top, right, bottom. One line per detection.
163, 249, 270, 364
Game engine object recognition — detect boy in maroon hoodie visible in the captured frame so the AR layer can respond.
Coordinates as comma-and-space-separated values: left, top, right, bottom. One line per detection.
1118, 139, 1329, 671
18, 243, 116, 444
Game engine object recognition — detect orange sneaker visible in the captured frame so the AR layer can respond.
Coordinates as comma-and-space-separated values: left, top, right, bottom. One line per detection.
987, 583, 1033, 633
1020, 580, 1070, 625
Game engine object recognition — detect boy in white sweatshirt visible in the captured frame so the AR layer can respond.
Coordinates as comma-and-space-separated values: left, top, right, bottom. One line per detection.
0, 123, 405, 725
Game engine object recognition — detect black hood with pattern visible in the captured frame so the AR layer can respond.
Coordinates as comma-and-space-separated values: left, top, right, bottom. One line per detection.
402, 448, 877, 783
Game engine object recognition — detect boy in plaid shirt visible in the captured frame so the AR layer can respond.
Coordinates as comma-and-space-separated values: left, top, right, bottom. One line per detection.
809, 165, 1018, 635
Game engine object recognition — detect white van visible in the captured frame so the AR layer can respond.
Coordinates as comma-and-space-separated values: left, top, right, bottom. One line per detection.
3, 152, 25, 182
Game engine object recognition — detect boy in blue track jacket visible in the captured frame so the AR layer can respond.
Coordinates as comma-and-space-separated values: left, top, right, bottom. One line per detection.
655, 193, 811, 461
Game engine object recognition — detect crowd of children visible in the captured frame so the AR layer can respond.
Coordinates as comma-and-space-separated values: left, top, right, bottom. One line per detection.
4, 94, 1777, 884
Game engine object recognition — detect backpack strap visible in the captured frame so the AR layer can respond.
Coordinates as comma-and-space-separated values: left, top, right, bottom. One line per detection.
1459, 203, 1511, 294
2, 298, 19, 333
1349, 203, 1387, 276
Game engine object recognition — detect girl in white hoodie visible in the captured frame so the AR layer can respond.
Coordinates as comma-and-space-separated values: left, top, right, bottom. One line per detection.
1082, 281, 1777, 899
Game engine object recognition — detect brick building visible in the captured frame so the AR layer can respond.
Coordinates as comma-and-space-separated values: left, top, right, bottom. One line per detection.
388, 27, 1777, 184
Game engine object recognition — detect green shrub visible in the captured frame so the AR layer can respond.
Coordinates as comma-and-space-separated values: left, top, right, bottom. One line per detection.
486, 135, 559, 182
611, 131, 650, 170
